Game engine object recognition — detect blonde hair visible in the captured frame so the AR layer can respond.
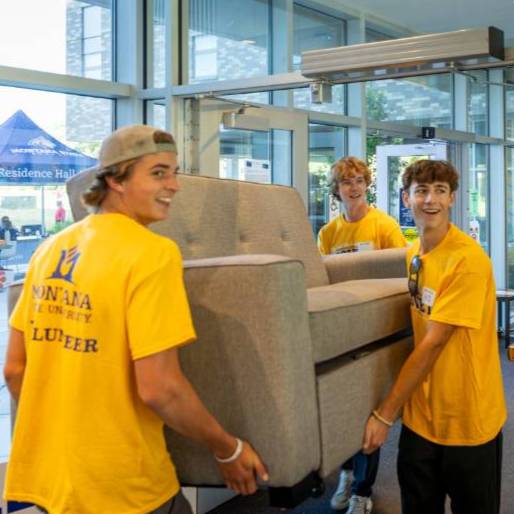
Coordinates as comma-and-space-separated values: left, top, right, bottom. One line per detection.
330, 157, 371, 201
81, 158, 139, 210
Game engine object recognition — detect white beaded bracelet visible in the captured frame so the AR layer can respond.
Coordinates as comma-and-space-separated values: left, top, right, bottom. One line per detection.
215, 438, 244, 464
372, 409, 394, 428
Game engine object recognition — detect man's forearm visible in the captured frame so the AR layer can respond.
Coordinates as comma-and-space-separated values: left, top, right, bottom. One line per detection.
149, 374, 236, 458
377, 322, 454, 421
5, 372, 23, 404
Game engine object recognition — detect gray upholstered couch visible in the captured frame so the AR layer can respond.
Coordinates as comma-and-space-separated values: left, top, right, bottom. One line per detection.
9, 173, 412, 507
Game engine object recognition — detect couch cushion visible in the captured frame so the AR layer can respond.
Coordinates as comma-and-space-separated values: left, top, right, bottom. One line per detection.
308, 277, 410, 363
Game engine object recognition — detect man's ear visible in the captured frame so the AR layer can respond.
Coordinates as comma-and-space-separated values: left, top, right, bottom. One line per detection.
401, 188, 411, 209
449, 190, 455, 207
105, 175, 124, 194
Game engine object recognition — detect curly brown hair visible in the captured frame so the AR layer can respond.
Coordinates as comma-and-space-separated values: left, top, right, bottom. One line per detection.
402, 159, 459, 193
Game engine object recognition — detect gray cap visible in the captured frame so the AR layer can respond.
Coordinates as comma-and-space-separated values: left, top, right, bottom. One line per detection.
94, 124, 177, 172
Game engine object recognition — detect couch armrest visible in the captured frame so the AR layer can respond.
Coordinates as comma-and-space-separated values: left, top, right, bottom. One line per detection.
166, 254, 321, 487
323, 247, 407, 284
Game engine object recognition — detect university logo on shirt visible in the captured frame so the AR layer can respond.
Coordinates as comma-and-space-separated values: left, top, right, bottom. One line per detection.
48, 246, 81, 284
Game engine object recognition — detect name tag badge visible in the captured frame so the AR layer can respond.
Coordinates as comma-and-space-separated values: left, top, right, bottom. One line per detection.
422, 287, 436, 307
357, 241, 374, 252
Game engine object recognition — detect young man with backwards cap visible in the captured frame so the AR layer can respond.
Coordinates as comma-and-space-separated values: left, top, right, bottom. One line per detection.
362, 160, 506, 514
3, 125, 268, 514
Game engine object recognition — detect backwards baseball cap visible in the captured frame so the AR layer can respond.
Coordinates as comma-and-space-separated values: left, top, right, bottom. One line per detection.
93, 124, 177, 172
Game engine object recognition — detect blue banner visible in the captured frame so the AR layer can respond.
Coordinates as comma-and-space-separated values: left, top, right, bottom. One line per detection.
0, 110, 97, 184
399, 188, 415, 227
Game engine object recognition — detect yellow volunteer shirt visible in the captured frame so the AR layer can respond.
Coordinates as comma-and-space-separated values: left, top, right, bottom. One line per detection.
318, 207, 406, 255
404, 224, 507, 445
5, 213, 196, 514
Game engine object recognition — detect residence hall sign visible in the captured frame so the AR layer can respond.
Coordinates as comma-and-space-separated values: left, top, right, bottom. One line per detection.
0, 135, 96, 185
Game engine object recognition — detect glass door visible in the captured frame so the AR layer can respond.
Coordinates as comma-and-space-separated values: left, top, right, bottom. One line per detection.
219, 128, 292, 186
194, 98, 308, 202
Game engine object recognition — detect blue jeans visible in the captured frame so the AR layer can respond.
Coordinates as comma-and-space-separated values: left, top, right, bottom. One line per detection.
342, 448, 380, 497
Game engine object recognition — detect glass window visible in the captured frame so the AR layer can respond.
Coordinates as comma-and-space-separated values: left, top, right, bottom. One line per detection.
308, 124, 345, 235
84, 36, 102, 55
149, 0, 166, 87
366, 28, 393, 42
367, 74, 453, 128
0, 1, 112, 80
188, 0, 269, 84
292, 4, 345, 114
83, 5, 103, 35
507, 147, 514, 287
468, 144, 489, 253
0, 85, 112, 236
467, 70, 488, 135
80, 4, 112, 80
222, 92, 270, 105
219, 127, 291, 186
0, 87, 112, 460
192, 36, 219, 79
506, 70, 514, 141
146, 100, 167, 130
84, 53, 103, 79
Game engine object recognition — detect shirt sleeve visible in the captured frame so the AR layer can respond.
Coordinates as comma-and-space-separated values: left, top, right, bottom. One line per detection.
386, 225, 407, 248
127, 245, 196, 360
429, 270, 487, 330
380, 217, 407, 249
317, 226, 329, 255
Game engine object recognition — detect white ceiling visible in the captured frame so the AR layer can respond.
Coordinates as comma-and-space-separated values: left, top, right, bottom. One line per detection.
343, 0, 514, 46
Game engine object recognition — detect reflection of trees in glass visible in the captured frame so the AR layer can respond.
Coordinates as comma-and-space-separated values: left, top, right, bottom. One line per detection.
469, 144, 488, 252
309, 162, 330, 203
366, 87, 386, 121
309, 159, 334, 235
365, 75, 452, 128
366, 88, 387, 206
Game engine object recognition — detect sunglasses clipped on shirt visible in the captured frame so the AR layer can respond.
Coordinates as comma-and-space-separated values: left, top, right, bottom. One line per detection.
408, 255, 422, 298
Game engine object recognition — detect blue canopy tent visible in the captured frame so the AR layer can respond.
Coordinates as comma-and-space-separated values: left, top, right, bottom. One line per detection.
0, 109, 97, 185
0, 109, 97, 233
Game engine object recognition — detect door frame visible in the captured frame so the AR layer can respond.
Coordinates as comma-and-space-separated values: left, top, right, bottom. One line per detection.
193, 98, 309, 204
375, 142, 449, 217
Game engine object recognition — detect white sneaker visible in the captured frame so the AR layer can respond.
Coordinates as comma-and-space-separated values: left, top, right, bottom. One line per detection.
347, 495, 373, 514
330, 470, 352, 510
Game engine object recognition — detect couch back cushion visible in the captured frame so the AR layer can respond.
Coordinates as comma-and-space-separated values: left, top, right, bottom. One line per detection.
67, 172, 329, 288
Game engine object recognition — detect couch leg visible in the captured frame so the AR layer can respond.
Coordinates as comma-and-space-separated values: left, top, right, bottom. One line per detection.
268, 472, 325, 509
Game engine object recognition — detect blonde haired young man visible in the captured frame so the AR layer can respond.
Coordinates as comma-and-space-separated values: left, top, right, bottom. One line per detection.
319, 157, 406, 514
318, 157, 405, 256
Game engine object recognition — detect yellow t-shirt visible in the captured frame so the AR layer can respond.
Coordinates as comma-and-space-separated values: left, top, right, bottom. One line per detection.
404, 224, 507, 445
317, 207, 406, 255
5, 213, 196, 514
